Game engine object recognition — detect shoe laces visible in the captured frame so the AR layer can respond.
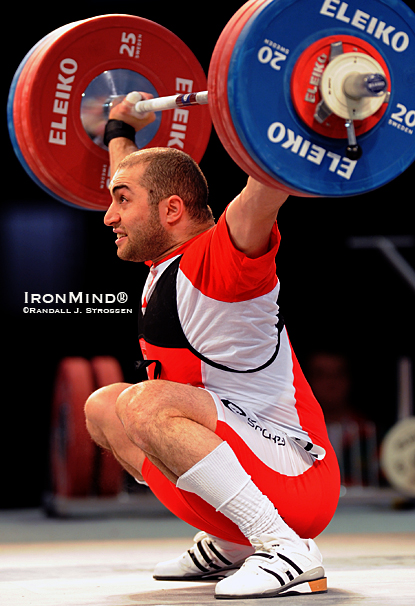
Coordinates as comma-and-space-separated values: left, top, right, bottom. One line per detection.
188, 531, 232, 569
250, 534, 281, 554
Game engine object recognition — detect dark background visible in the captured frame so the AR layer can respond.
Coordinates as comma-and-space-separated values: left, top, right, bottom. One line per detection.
3, 1, 414, 508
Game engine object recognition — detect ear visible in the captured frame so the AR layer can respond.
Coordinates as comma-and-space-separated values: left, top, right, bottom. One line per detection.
160, 195, 185, 226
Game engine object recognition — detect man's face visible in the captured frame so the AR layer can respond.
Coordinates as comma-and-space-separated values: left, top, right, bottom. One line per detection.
104, 164, 172, 263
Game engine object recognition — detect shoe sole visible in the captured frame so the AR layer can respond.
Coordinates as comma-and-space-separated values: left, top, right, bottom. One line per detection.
154, 566, 240, 582
215, 568, 327, 599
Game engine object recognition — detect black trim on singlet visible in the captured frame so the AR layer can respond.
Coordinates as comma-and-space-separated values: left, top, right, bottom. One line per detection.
138, 255, 285, 375
139, 257, 189, 349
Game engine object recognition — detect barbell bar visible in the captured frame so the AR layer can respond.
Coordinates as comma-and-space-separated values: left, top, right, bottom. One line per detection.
130, 63, 389, 162
132, 90, 209, 113
8, 0, 415, 209
131, 69, 387, 116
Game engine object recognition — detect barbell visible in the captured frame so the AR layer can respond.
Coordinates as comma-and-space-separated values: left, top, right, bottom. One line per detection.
8, 0, 415, 210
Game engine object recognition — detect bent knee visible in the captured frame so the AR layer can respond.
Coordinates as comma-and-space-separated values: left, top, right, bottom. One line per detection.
115, 380, 175, 432
85, 382, 131, 426
115, 380, 176, 419
115, 382, 149, 421
115, 382, 170, 450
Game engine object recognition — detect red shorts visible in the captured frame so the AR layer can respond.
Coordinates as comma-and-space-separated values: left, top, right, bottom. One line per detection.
142, 394, 340, 546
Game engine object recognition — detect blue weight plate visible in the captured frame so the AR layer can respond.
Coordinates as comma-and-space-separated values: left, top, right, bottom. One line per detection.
227, 0, 415, 197
209, 0, 308, 194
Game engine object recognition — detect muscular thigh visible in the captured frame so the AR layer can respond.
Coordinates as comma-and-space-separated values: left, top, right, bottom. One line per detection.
141, 389, 340, 543
120, 380, 219, 432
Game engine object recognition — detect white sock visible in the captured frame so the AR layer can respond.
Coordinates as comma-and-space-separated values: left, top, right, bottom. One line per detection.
176, 442, 302, 543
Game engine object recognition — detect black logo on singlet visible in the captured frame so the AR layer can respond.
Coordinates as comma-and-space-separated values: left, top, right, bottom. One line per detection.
221, 399, 286, 445
222, 399, 247, 416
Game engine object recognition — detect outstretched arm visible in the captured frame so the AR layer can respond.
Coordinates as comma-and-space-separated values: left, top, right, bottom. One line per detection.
106, 92, 156, 177
105, 91, 288, 256
225, 178, 289, 258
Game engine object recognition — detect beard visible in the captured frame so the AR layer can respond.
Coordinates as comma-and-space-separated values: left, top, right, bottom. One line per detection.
117, 206, 173, 263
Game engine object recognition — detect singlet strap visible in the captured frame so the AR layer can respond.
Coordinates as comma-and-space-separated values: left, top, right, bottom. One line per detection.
136, 359, 162, 380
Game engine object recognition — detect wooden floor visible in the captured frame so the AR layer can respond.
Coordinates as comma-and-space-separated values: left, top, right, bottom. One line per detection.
1, 490, 415, 605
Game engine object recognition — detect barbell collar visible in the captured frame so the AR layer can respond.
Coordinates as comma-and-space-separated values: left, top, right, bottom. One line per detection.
343, 72, 388, 100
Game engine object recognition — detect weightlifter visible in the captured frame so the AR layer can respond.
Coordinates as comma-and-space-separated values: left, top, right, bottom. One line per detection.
84, 92, 341, 599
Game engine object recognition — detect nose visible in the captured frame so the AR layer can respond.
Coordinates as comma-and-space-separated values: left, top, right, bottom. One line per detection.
104, 201, 120, 227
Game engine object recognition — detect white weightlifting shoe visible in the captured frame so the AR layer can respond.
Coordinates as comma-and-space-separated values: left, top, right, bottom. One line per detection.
153, 531, 254, 581
214, 533, 327, 599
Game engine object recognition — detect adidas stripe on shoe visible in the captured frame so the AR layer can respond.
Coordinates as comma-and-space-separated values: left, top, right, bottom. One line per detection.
215, 534, 327, 599
153, 531, 254, 581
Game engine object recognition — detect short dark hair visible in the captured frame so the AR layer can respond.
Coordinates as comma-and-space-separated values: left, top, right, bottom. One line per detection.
118, 148, 214, 225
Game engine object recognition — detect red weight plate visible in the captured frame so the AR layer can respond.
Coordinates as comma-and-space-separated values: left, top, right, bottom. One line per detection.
50, 357, 96, 497
18, 16, 211, 211
11, 32, 67, 197
8, 24, 90, 209
12, 21, 105, 210
19, 14, 211, 210
14, 25, 137, 210
90, 356, 125, 496
208, 0, 305, 195
290, 35, 391, 139
12, 19, 128, 210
